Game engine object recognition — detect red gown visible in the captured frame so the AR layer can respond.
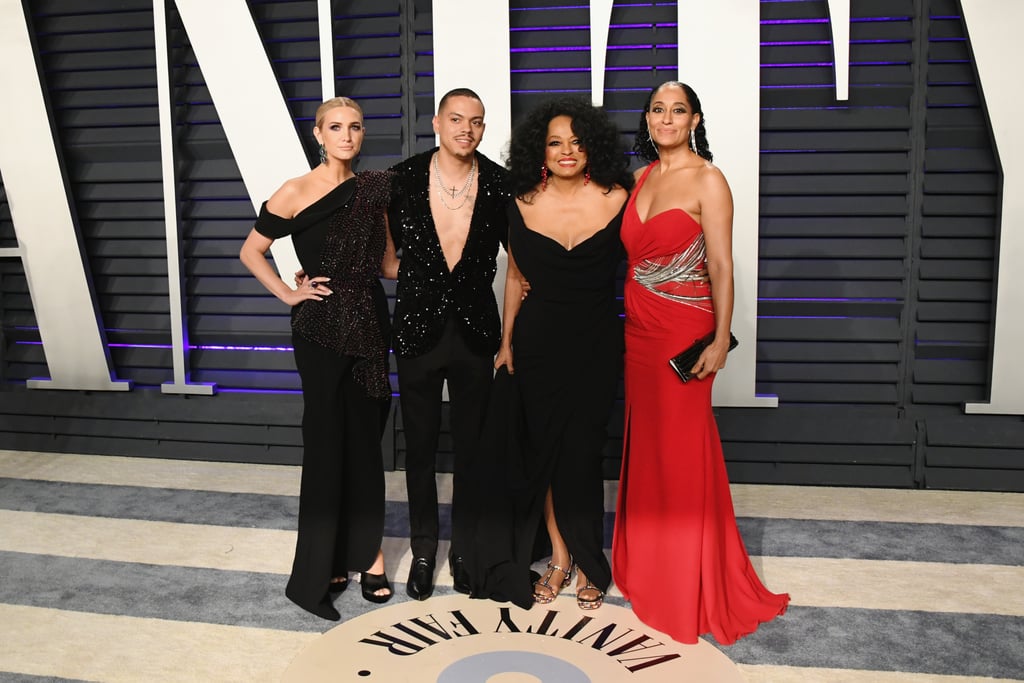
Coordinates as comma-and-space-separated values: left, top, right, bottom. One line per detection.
612, 162, 789, 645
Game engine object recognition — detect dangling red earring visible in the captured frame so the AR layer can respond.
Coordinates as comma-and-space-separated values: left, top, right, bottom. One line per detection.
541, 165, 548, 191
584, 166, 591, 186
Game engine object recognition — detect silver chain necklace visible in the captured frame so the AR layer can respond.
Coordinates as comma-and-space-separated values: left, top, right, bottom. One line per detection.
433, 153, 477, 210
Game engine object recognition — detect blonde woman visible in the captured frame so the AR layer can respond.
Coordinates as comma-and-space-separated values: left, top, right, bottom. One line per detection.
240, 97, 396, 619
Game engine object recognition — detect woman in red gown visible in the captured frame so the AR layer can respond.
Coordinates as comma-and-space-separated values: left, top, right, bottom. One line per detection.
611, 81, 789, 645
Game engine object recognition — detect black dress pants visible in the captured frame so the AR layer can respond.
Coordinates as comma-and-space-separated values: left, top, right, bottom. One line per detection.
286, 334, 387, 620
396, 319, 493, 561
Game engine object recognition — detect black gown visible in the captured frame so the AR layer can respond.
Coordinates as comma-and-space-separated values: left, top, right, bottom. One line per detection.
467, 200, 625, 608
254, 172, 393, 620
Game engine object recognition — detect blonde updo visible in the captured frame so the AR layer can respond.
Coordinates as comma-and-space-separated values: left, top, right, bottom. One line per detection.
314, 96, 363, 130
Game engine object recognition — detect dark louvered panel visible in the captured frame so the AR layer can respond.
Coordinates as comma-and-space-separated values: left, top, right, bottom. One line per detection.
3, 0, 1023, 490
333, 0, 405, 169
410, 0, 435, 153
171, 1, 407, 390
509, 1, 591, 120
912, 2, 997, 407
757, 0, 913, 406
165, 4, 276, 390
720, 407, 916, 486
1, 179, 28, 383
0, 181, 12, 249
924, 415, 1024, 491
26, 0, 169, 390
250, 1, 322, 166
603, 2, 678, 144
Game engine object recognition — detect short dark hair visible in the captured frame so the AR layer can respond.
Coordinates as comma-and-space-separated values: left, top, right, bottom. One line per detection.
437, 88, 484, 115
506, 95, 633, 200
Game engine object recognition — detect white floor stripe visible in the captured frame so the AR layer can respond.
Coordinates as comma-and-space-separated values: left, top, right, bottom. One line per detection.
5, 450, 1022, 527
0, 510, 296, 574
0, 603, 316, 683
730, 484, 1024, 528
760, 557, 1024, 617
2, 452, 1023, 682
0, 449, 300, 496
4, 511, 1022, 615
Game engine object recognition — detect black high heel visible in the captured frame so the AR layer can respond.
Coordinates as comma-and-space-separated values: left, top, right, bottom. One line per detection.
360, 571, 393, 604
328, 576, 348, 594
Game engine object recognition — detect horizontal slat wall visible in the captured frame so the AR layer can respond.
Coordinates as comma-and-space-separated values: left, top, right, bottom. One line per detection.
6, 1, 167, 387
0, 389, 304, 463
171, 0, 406, 392
733, 0, 918, 486
758, 0, 912, 407
913, 1, 995, 406
1, 0, 1022, 489
915, 0, 1022, 490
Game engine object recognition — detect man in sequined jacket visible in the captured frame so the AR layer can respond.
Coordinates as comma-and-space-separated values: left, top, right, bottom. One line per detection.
388, 88, 512, 600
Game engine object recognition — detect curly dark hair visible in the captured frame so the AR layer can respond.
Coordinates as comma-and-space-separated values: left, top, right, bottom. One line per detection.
506, 96, 633, 200
633, 81, 713, 163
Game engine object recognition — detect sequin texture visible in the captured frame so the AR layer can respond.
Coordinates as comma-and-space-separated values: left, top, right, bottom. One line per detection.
388, 149, 512, 358
255, 170, 394, 398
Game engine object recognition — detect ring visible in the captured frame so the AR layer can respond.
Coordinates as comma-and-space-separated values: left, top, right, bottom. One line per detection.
309, 281, 318, 289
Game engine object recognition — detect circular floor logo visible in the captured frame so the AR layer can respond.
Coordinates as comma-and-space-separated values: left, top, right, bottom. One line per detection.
283, 594, 744, 682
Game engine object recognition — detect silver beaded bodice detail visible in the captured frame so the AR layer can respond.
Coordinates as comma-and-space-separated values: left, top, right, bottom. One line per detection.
632, 232, 713, 311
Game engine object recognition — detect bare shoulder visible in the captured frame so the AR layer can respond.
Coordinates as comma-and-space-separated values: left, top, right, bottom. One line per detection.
632, 164, 650, 182
696, 160, 725, 181
604, 184, 629, 204
266, 174, 312, 217
696, 162, 731, 196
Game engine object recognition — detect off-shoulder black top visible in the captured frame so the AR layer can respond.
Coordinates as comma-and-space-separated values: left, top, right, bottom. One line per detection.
254, 170, 394, 398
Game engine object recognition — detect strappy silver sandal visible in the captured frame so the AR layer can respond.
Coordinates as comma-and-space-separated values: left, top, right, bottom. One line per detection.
533, 559, 574, 604
576, 580, 604, 610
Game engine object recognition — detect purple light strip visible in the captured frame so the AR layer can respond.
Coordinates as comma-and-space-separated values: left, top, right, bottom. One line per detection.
513, 66, 590, 74
512, 44, 677, 54
512, 88, 592, 95
510, 4, 588, 10
758, 316, 898, 320
762, 40, 833, 46
510, 23, 673, 32
510, 46, 590, 53
16, 340, 298, 353
760, 84, 835, 90
761, 17, 910, 25
510, 24, 592, 31
763, 61, 911, 68
760, 297, 902, 303
513, 65, 678, 74
199, 344, 294, 352
761, 18, 830, 25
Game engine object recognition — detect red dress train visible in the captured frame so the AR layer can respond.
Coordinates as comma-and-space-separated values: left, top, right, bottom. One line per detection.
612, 162, 789, 645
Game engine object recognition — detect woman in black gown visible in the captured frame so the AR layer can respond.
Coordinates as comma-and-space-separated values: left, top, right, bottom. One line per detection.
239, 97, 396, 620
468, 97, 632, 609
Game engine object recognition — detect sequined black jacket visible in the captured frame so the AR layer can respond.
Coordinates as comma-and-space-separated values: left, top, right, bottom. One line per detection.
388, 149, 511, 359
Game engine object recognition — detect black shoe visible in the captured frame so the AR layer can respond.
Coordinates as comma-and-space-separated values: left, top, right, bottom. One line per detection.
449, 555, 471, 595
328, 576, 349, 595
406, 557, 435, 600
360, 571, 393, 604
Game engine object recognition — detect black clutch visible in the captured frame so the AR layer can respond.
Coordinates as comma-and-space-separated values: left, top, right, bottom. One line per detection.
668, 332, 739, 382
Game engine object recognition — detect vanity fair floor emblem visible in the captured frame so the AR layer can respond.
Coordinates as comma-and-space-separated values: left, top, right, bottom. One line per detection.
283, 594, 743, 681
